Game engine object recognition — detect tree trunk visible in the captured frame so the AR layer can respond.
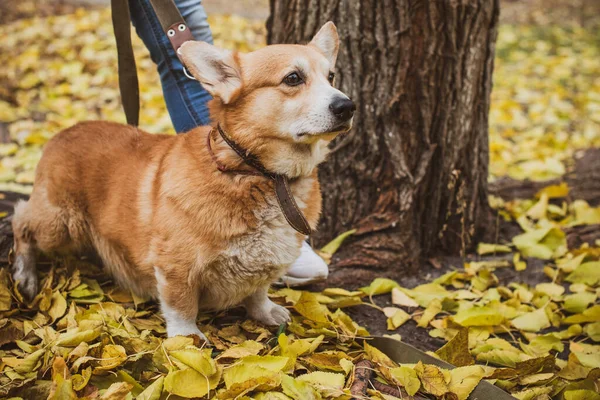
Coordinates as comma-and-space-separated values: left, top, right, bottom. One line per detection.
267, 0, 499, 284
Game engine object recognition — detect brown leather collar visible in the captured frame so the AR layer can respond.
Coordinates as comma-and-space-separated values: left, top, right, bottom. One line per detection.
207, 124, 312, 236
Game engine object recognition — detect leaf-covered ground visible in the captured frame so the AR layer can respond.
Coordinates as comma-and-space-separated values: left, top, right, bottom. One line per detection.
0, 4, 599, 400
1, 199, 599, 399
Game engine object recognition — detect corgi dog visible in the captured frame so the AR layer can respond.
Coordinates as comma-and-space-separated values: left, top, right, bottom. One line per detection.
11, 22, 355, 341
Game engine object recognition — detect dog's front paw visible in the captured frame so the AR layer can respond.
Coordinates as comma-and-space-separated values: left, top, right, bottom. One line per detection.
248, 300, 291, 326
167, 324, 210, 344
268, 303, 291, 325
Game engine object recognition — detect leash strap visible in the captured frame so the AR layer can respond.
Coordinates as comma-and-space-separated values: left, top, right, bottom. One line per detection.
111, 0, 194, 126
111, 0, 139, 126
216, 125, 313, 236
148, 0, 194, 53
369, 337, 517, 400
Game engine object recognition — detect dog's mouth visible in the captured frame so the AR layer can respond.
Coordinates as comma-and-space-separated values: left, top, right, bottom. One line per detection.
296, 122, 353, 139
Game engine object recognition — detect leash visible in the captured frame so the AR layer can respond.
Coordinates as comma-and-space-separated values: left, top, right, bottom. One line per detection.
209, 125, 313, 236
111, 0, 194, 126
370, 337, 517, 399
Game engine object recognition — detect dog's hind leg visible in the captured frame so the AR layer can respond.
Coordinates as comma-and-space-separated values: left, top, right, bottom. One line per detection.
11, 200, 39, 299
11, 192, 84, 299
154, 267, 209, 342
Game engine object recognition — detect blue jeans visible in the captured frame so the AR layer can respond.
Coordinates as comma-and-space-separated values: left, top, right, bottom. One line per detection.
129, 0, 213, 133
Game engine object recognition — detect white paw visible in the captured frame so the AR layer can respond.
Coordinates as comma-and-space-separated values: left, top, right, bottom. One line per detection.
248, 300, 291, 326
167, 324, 210, 343
12, 257, 38, 300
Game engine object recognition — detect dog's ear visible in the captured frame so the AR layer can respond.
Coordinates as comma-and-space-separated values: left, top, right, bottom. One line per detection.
178, 41, 242, 104
309, 22, 339, 66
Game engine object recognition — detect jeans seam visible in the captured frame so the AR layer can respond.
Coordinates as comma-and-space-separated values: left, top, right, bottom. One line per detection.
138, 0, 208, 128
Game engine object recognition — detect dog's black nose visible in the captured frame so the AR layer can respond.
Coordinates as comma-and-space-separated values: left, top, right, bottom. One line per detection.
329, 97, 356, 121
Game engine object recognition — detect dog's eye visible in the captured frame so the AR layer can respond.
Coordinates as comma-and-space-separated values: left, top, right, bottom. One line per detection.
283, 72, 303, 86
328, 72, 335, 84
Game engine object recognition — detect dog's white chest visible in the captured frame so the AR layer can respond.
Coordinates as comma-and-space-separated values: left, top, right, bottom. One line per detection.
228, 201, 302, 272
228, 177, 313, 270
201, 180, 313, 310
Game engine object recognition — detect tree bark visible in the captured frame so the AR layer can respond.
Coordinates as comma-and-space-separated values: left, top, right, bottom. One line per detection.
268, 0, 499, 283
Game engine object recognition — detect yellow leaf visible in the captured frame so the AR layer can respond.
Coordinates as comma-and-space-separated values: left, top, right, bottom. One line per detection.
570, 342, 600, 369
564, 390, 600, 400
453, 306, 505, 327
0, 270, 13, 311
389, 366, 420, 396
48, 357, 76, 400
526, 193, 549, 219
320, 229, 356, 256
512, 227, 567, 260
563, 305, 600, 324
10, 349, 45, 374
302, 351, 352, 372
400, 284, 451, 307
281, 374, 320, 400
216, 373, 281, 399
223, 355, 289, 388
536, 182, 569, 199
72, 367, 92, 391
136, 376, 164, 400
164, 366, 222, 398
278, 333, 323, 364
339, 358, 354, 375
162, 335, 195, 351
218, 340, 264, 359
557, 253, 587, 273
435, 327, 474, 367
534, 282, 564, 299
321, 288, 363, 297
414, 361, 448, 397
170, 348, 216, 376
584, 321, 600, 342
476, 349, 526, 368
48, 291, 67, 323
97, 345, 127, 371
417, 298, 442, 328
391, 287, 419, 308
511, 307, 550, 332
360, 278, 399, 296
569, 200, 600, 226
383, 307, 411, 330
477, 243, 512, 255
566, 262, 600, 285
558, 353, 592, 380
513, 252, 527, 271
448, 365, 485, 400
294, 292, 331, 323
297, 371, 345, 397
99, 382, 133, 400
56, 328, 101, 347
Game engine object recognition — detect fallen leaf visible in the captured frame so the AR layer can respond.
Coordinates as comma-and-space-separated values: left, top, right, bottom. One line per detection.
511, 307, 550, 332
414, 361, 448, 397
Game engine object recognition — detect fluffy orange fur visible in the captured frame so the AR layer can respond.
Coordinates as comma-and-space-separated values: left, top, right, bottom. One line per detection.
14, 121, 319, 305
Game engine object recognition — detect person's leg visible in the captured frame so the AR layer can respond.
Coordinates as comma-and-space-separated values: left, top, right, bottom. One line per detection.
129, 0, 212, 132
279, 241, 329, 286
